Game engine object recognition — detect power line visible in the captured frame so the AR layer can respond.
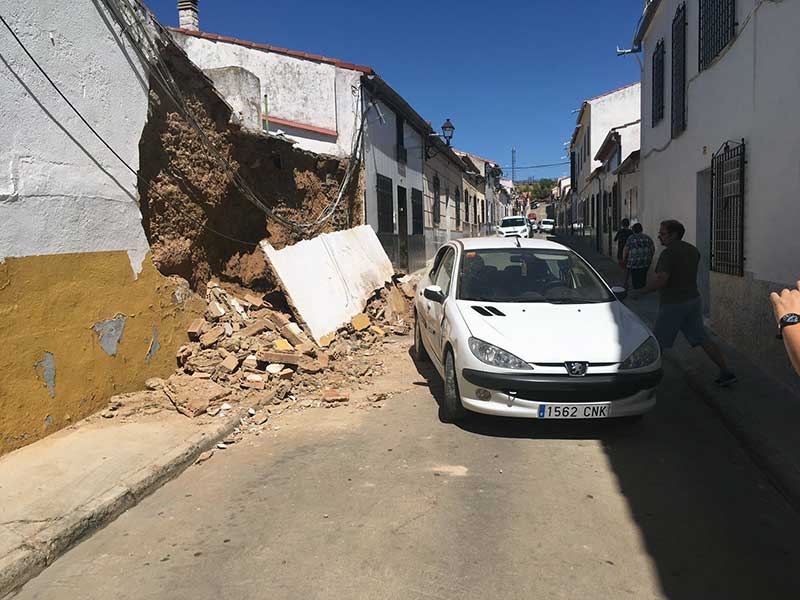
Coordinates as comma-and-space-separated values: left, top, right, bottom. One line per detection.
497, 161, 570, 171
0, 10, 261, 246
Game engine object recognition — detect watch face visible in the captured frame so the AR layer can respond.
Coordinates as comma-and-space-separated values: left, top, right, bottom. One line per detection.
782, 313, 800, 326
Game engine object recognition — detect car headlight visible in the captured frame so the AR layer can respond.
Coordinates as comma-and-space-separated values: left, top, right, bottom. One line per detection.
468, 337, 530, 370
619, 336, 660, 370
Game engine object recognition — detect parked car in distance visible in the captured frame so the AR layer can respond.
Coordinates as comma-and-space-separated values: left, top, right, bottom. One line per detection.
539, 219, 555, 233
414, 237, 662, 422
496, 216, 529, 238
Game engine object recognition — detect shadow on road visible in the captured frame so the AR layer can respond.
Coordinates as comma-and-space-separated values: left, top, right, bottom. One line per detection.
407, 322, 800, 599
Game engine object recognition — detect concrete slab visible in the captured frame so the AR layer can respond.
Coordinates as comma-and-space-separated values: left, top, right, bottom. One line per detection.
0, 410, 241, 597
261, 225, 394, 344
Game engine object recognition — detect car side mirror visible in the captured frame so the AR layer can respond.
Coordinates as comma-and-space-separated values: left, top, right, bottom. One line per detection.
423, 285, 446, 304
611, 286, 627, 301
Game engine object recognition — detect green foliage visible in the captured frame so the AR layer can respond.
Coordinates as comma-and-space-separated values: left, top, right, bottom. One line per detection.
516, 178, 557, 200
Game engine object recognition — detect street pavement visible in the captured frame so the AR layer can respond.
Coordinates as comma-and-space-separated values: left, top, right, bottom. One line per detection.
14, 336, 800, 599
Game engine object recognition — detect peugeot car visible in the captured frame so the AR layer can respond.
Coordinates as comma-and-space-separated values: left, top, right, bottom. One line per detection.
414, 238, 662, 422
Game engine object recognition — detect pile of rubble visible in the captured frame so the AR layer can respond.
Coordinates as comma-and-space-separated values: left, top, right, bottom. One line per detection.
100, 274, 419, 432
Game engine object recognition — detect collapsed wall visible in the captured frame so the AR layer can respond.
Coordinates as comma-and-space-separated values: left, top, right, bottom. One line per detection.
138, 42, 364, 292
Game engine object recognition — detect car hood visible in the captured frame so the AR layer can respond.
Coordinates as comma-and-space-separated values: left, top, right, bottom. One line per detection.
498, 225, 527, 233
456, 299, 651, 364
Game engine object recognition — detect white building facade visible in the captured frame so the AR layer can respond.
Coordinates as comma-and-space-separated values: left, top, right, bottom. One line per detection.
634, 0, 800, 390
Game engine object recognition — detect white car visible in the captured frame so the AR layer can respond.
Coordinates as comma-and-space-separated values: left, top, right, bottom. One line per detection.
414, 238, 662, 422
539, 219, 555, 233
496, 216, 529, 238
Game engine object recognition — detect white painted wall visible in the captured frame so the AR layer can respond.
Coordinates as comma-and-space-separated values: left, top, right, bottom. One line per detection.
0, 0, 153, 273
362, 95, 424, 238
171, 33, 362, 158
638, 0, 800, 284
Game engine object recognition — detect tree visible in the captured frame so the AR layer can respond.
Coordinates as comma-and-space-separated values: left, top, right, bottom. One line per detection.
516, 178, 557, 200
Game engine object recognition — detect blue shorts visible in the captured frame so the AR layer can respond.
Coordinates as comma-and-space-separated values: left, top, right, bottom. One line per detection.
654, 297, 706, 349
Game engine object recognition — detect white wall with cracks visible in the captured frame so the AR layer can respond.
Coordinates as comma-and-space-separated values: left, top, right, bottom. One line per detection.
0, 0, 153, 275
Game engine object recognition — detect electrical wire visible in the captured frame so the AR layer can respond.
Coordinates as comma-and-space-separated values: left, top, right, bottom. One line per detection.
0, 10, 261, 246
496, 161, 570, 171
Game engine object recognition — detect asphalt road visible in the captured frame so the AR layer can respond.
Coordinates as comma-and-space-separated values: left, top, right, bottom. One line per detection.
15, 344, 800, 600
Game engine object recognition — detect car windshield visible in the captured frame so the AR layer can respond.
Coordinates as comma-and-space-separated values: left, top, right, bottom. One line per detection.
501, 217, 526, 227
541, 219, 554, 225
458, 248, 614, 304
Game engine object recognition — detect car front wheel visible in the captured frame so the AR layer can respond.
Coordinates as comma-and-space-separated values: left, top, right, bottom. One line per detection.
441, 349, 467, 423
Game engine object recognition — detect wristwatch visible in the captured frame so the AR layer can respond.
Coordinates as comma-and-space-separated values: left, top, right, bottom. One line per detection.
777, 313, 800, 339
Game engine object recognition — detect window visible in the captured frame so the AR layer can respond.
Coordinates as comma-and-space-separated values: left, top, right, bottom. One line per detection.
433, 248, 455, 296
455, 188, 461, 227
700, 0, 735, 71
464, 192, 470, 223
411, 188, 423, 235
672, 3, 687, 137
711, 140, 745, 276
652, 38, 665, 126
432, 176, 441, 225
396, 115, 406, 163
473, 195, 478, 224
376, 174, 394, 233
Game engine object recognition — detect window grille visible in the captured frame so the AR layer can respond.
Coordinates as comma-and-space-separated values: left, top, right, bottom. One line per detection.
473, 195, 478, 224
411, 188, 423, 235
432, 176, 441, 225
672, 3, 687, 137
652, 39, 665, 126
699, 0, 735, 71
455, 188, 461, 227
465, 192, 470, 223
711, 140, 745, 276
376, 174, 394, 233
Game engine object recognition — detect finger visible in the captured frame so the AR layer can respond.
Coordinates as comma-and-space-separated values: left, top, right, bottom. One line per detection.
796, 280, 800, 291
770, 291, 781, 303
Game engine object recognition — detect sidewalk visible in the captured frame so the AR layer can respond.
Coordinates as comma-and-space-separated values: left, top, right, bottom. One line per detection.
558, 234, 800, 511
0, 403, 242, 598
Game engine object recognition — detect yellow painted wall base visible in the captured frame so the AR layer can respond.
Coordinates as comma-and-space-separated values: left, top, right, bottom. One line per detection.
0, 251, 204, 456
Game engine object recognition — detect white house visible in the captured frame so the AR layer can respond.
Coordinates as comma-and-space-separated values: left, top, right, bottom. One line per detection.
569, 82, 640, 252
170, 2, 441, 271
633, 0, 800, 390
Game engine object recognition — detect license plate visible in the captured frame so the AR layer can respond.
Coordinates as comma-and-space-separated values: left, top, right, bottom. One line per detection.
538, 403, 611, 419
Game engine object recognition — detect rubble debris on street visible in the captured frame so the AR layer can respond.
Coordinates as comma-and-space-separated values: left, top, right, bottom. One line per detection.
96, 269, 421, 438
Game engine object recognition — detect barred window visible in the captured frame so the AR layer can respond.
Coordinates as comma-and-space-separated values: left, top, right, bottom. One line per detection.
672, 3, 687, 137
432, 176, 441, 225
699, 0, 735, 71
376, 174, 394, 233
455, 188, 461, 227
411, 188, 423, 235
465, 191, 470, 223
652, 39, 665, 126
711, 140, 745, 276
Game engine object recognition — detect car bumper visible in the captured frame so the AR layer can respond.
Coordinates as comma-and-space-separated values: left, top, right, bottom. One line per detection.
458, 368, 662, 418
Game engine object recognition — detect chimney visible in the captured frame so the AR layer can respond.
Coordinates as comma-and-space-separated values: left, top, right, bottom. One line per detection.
178, 0, 199, 31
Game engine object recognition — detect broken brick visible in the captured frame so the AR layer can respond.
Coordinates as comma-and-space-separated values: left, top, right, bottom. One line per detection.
244, 293, 265, 308
370, 325, 386, 336
187, 318, 205, 341
257, 350, 303, 366
321, 389, 350, 403
351, 313, 371, 331
239, 318, 275, 338
281, 322, 308, 346
319, 333, 335, 348
206, 301, 226, 321
219, 354, 239, 374
296, 341, 315, 356
274, 338, 294, 352
200, 325, 226, 348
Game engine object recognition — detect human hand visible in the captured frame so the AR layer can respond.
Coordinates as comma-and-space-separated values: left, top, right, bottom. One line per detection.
770, 281, 800, 324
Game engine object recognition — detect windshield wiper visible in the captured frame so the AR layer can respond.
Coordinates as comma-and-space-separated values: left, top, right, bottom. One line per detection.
545, 298, 608, 304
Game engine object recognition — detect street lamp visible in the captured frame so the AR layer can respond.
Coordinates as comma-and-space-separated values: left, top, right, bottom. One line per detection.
426, 119, 456, 159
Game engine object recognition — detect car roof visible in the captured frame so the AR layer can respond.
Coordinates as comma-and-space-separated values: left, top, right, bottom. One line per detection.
456, 237, 569, 251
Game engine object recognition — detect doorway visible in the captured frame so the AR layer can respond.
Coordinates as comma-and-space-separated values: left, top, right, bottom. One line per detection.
696, 168, 712, 316
397, 185, 408, 271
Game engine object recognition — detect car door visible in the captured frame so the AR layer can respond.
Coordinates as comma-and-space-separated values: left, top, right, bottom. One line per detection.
426, 247, 456, 364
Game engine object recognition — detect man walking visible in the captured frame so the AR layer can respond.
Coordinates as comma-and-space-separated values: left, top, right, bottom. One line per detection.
623, 223, 654, 290
613, 218, 633, 265
633, 219, 737, 386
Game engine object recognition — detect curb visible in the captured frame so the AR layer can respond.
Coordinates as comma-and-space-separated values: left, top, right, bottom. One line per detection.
0, 410, 243, 599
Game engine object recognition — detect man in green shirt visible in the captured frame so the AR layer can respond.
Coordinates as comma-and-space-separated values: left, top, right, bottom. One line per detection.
633, 219, 737, 386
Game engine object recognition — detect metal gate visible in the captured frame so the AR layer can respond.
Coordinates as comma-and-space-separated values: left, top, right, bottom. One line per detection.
710, 140, 745, 276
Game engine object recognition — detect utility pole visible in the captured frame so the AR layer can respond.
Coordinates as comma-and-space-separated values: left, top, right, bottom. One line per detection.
511, 147, 516, 186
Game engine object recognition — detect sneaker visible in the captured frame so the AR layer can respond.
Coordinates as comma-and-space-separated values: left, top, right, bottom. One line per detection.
715, 371, 738, 387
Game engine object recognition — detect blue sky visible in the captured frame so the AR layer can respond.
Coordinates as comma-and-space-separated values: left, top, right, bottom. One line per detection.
145, 0, 644, 181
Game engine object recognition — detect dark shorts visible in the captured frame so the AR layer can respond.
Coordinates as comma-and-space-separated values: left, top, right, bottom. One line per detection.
654, 297, 706, 349
630, 268, 648, 290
